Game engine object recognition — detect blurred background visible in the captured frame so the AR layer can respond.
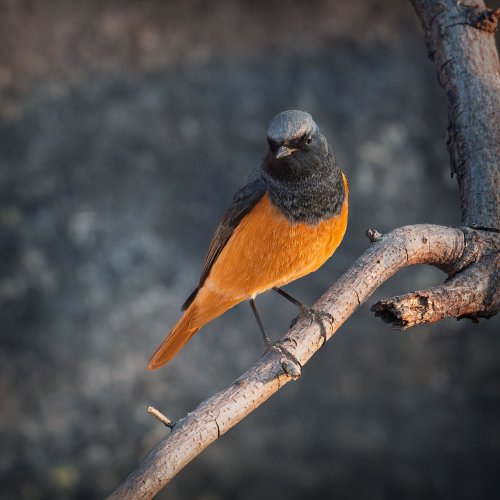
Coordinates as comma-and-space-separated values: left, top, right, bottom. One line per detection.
1, 0, 500, 499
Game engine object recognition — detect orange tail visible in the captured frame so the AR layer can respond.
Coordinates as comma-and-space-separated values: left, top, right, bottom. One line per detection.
148, 288, 242, 370
148, 309, 200, 370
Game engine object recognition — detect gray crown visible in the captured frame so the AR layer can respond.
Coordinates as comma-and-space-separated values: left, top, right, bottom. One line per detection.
267, 110, 319, 143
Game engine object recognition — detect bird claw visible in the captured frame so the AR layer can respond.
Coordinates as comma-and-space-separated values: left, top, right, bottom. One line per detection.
265, 340, 302, 378
291, 307, 334, 346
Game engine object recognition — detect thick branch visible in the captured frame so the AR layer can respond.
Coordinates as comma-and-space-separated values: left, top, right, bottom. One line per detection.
109, 3, 500, 496
372, 252, 500, 328
411, 0, 500, 229
108, 224, 490, 500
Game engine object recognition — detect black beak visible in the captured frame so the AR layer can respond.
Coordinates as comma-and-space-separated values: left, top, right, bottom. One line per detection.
275, 145, 297, 159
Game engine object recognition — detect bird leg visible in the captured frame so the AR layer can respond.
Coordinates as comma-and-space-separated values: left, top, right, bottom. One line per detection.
249, 299, 302, 376
272, 287, 334, 346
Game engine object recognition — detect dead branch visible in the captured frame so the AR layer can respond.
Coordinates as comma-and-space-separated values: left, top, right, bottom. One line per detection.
373, 0, 500, 329
108, 1, 500, 497
147, 407, 176, 429
411, 0, 500, 229
372, 253, 499, 329
108, 225, 498, 500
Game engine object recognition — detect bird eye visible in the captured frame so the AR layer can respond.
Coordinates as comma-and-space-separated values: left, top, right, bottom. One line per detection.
304, 135, 312, 145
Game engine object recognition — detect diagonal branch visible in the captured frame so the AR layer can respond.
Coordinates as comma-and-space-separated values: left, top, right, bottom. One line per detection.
108, 2, 500, 497
108, 224, 496, 500
372, 0, 500, 333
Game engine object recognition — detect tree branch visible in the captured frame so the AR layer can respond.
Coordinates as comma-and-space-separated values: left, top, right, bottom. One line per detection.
372, 252, 500, 329
370, 0, 500, 332
108, 1, 500, 497
108, 224, 498, 500
411, 0, 500, 229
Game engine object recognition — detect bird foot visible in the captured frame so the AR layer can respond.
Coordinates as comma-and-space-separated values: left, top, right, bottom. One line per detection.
290, 307, 334, 346
265, 340, 302, 378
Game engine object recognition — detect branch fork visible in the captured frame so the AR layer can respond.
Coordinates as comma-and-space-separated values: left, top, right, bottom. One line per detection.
109, 1, 500, 497
108, 223, 498, 499
372, 227, 499, 328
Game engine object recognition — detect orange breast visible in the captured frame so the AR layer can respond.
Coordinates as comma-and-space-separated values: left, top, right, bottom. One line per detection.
205, 173, 348, 300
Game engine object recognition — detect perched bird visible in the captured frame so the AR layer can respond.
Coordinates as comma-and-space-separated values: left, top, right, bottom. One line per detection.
149, 110, 348, 370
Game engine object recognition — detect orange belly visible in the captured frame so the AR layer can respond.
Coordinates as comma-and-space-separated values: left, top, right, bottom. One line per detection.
148, 173, 348, 369
206, 173, 349, 300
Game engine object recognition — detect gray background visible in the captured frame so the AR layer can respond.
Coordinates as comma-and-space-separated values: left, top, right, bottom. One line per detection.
1, 0, 499, 499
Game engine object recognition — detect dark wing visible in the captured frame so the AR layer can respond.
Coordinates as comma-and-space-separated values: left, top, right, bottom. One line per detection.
181, 169, 267, 311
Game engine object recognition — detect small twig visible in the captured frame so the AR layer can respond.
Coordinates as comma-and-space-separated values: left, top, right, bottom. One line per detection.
366, 228, 383, 242
148, 407, 176, 429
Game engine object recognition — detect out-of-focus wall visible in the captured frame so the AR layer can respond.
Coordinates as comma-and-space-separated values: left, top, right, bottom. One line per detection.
1, 1, 499, 499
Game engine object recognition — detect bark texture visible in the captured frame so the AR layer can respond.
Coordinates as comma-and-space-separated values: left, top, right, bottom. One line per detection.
372, 254, 499, 328
411, 0, 500, 229
108, 225, 497, 500
108, 1, 500, 497
373, 228, 500, 327
374, 0, 500, 321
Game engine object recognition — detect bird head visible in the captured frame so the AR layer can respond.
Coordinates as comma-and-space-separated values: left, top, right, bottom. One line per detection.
265, 110, 332, 181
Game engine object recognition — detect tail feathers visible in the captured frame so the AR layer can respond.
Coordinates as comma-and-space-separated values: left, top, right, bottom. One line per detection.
149, 290, 243, 370
148, 311, 200, 370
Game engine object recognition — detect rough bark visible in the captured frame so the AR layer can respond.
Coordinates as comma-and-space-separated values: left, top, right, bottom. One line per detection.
374, 0, 500, 321
108, 1, 500, 498
108, 225, 498, 500
411, 0, 500, 229
372, 252, 499, 329
373, 227, 500, 327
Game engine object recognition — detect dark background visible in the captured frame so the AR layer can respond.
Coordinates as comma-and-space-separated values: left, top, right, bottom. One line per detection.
1, 1, 500, 499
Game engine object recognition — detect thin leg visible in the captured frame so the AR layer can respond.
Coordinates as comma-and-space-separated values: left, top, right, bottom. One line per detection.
248, 298, 302, 375
273, 287, 334, 346
249, 298, 272, 349
272, 287, 306, 309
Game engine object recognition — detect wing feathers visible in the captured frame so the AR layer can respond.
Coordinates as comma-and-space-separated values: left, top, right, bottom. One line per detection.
182, 168, 266, 308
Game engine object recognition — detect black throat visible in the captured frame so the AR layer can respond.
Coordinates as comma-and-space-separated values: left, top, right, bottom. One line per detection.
262, 152, 346, 225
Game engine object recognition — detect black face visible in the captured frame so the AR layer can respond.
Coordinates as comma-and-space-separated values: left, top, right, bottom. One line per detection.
267, 131, 312, 155
264, 131, 331, 182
